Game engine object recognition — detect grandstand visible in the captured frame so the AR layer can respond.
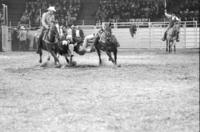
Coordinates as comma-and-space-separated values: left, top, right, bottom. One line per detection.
0, 1, 199, 132
0, 0, 199, 51
1, 0, 199, 26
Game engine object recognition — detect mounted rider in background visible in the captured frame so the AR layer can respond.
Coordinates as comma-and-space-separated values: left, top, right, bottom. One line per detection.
162, 9, 181, 42
37, 6, 56, 54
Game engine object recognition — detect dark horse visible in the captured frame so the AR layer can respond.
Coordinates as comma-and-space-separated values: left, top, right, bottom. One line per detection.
129, 24, 137, 38
94, 26, 119, 65
37, 25, 62, 67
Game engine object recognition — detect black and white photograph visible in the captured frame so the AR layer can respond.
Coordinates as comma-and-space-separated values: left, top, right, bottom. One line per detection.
0, 0, 199, 131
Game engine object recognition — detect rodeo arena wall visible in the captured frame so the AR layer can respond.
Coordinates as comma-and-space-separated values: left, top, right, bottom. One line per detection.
1, 21, 199, 52
0, 0, 199, 52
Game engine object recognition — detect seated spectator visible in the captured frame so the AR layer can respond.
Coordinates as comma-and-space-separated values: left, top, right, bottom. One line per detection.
20, 10, 30, 24
0, 11, 4, 25
20, 0, 81, 27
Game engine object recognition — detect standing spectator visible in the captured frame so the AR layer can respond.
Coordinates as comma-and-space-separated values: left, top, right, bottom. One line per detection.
18, 26, 27, 51
0, 11, 4, 25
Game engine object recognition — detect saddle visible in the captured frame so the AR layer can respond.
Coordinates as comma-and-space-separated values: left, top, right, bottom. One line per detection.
42, 28, 58, 44
42, 29, 50, 42
99, 31, 112, 44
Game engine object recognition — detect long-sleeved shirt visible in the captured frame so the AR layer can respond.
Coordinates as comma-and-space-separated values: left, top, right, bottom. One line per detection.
165, 12, 180, 27
18, 29, 27, 41
41, 12, 55, 29
165, 12, 180, 21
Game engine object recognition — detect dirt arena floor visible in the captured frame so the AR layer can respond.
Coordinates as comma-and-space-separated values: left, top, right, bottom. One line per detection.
0, 48, 199, 132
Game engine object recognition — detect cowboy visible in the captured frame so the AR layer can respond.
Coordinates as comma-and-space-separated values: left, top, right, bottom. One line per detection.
73, 26, 84, 45
64, 24, 74, 44
162, 9, 181, 42
80, 32, 97, 53
98, 22, 120, 47
79, 22, 108, 53
61, 24, 77, 57
18, 26, 27, 51
36, 6, 56, 54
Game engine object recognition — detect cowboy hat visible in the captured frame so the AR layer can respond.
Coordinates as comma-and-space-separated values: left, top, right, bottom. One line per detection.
20, 26, 25, 30
47, 6, 56, 12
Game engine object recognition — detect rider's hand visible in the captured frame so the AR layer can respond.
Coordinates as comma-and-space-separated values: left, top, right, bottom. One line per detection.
46, 26, 50, 29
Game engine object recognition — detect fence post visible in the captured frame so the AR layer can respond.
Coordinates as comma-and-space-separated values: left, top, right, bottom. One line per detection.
149, 21, 151, 48
114, 23, 117, 29
82, 20, 85, 25
184, 22, 186, 48
195, 21, 198, 48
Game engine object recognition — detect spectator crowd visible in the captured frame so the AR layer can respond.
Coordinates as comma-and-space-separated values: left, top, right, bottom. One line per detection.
96, 0, 165, 22
96, 0, 199, 22
19, 0, 199, 26
177, 0, 199, 21
20, 0, 81, 26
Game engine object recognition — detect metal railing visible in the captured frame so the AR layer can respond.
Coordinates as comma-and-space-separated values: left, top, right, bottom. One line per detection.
81, 21, 199, 48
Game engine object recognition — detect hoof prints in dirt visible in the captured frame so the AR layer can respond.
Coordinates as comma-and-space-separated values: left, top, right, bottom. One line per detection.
4, 66, 42, 74
64, 65, 99, 69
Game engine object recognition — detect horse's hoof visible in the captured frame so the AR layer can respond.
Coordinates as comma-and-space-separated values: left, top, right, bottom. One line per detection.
78, 51, 85, 55
70, 61, 77, 66
41, 62, 48, 67
117, 64, 121, 67
36, 50, 40, 54
55, 64, 62, 68
39, 60, 42, 63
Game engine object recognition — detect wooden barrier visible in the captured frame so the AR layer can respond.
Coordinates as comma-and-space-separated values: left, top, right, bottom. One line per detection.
1, 25, 12, 51
2, 21, 199, 51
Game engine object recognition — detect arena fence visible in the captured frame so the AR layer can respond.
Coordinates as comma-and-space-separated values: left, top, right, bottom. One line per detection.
82, 21, 199, 49
1, 21, 199, 51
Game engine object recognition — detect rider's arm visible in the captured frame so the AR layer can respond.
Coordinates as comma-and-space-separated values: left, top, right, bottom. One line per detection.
175, 17, 181, 22
41, 13, 49, 29
80, 29, 84, 38
164, 10, 172, 18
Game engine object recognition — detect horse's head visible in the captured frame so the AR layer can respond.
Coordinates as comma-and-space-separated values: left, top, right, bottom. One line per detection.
103, 24, 112, 41
173, 23, 180, 31
172, 23, 180, 37
47, 24, 60, 43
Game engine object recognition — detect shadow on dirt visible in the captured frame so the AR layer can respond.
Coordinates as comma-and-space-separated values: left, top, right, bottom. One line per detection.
64, 64, 99, 69
4, 65, 44, 74
4, 64, 101, 74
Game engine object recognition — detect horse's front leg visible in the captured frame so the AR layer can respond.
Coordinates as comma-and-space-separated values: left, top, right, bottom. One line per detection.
96, 49, 102, 65
166, 41, 168, 52
169, 42, 172, 53
50, 51, 61, 67
47, 52, 51, 61
64, 54, 70, 64
174, 42, 176, 53
106, 51, 115, 64
113, 49, 117, 65
39, 49, 43, 63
